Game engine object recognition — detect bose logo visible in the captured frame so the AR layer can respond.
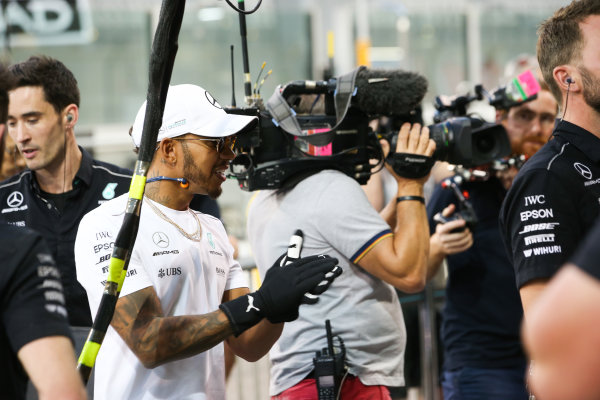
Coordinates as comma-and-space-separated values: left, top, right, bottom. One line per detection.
520, 208, 554, 221
524, 195, 545, 206
518, 222, 560, 234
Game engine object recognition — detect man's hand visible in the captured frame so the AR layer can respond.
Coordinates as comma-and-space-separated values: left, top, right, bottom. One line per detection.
219, 255, 341, 336
431, 204, 473, 256
382, 122, 437, 183
258, 254, 342, 322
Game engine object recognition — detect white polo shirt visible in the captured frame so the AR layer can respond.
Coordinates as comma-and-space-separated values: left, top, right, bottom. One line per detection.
75, 194, 247, 400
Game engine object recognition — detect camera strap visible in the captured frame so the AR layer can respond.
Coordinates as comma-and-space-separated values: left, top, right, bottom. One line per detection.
387, 152, 435, 179
266, 67, 364, 147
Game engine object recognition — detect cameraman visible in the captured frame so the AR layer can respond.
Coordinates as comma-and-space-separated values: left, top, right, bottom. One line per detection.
247, 122, 435, 399
427, 64, 558, 399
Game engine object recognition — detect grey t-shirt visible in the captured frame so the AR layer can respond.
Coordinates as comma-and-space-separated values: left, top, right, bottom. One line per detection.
247, 170, 406, 395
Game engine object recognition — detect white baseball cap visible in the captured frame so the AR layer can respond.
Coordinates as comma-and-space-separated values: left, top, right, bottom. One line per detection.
131, 84, 257, 147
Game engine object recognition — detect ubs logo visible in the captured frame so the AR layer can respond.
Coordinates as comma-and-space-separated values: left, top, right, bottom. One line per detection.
152, 232, 169, 248
7, 191, 23, 208
204, 91, 223, 109
574, 162, 593, 180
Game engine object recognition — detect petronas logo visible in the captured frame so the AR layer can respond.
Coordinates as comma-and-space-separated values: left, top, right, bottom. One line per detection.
207, 232, 215, 249
102, 183, 118, 199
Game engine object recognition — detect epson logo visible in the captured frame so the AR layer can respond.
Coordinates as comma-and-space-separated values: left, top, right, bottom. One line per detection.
94, 242, 115, 254
519, 222, 560, 234
520, 208, 554, 221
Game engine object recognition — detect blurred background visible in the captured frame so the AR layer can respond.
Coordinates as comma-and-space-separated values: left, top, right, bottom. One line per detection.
3, 1, 570, 398
0, 0, 570, 249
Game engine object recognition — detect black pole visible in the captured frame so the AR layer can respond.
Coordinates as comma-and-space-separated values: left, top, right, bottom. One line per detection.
237, 0, 252, 105
77, 0, 186, 384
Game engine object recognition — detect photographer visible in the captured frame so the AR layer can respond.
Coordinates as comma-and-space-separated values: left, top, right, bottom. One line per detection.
247, 121, 435, 399
427, 62, 557, 399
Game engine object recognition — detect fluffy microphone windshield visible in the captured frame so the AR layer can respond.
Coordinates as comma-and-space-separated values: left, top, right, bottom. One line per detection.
353, 68, 428, 116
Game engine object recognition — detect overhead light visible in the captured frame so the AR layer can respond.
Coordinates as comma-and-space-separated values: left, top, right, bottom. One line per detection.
396, 16, 411, 33
197, 7, 224, 22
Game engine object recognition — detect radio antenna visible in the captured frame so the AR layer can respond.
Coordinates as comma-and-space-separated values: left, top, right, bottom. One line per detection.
237, 0, 252, 105
230, 44, 236, 107
257, 69, 272, 96
253, 61, 266, 96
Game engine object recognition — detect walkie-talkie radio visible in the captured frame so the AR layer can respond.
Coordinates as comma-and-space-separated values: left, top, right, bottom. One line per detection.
313, 320, 346, 400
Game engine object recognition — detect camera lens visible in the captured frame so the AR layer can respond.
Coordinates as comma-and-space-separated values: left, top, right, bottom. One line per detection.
473, 134, 495, 155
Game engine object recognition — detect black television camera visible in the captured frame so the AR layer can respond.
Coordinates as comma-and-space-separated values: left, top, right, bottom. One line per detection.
227, 66, 521, 191
228, 66, 423, 191
424, 69, 542, 168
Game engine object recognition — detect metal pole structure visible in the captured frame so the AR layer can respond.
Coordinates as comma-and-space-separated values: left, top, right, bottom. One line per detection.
419, 282, 441, 400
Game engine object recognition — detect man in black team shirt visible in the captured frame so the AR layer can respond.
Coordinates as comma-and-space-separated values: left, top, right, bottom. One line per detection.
523, 216, 600, 400
427, 63, 557, 400
0, 56, 131, 326
0, 64, 86, 400
500, 0, 600, 321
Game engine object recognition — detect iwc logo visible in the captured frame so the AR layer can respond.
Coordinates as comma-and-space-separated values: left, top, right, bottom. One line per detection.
152, 232, 169, 248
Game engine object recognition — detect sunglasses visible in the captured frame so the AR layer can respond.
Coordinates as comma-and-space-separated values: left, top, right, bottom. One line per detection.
175, 136, 237, 153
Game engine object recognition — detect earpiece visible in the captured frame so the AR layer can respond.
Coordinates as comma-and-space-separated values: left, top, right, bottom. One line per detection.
66, 114, 73, 122
566, 77, 574, 84
146, 176, 189, 189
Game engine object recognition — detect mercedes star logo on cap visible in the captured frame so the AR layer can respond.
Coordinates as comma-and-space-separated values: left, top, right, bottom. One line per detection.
204, 90, 223, 109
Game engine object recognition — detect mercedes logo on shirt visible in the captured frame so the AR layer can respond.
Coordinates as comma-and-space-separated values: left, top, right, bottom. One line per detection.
204, 90, 223, 109
574, 162, 593, 180
152, 232, 170, 248
7, 191, 24, 208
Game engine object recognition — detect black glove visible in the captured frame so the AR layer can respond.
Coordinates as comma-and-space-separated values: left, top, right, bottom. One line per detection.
219, 254, 342, 336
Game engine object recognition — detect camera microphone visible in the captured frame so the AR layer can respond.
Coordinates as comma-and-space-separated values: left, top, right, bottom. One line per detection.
282, 68, 428, 116
354, 68, 428, 116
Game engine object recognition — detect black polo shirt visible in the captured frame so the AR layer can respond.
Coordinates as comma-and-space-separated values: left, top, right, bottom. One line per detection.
0, 147, 132, 326
428, 177, 525, 371
571, 216, 600, 281
0, 225, 73, 399
500, 120, 600, 288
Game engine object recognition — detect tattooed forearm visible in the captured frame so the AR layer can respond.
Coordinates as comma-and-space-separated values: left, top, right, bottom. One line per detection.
112, 287, 234, 369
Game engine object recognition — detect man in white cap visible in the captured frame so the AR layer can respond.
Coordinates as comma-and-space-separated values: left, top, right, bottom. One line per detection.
74, 84, 341, 400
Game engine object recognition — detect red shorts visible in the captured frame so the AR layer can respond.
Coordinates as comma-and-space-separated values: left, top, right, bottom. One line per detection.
272, 376, 392, 400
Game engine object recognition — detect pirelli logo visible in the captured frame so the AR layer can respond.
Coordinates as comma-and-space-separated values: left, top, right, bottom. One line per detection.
524, 233, 555, 246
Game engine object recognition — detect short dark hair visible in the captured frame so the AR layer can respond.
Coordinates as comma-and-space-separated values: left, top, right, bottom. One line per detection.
0, 62, 16, 167
537, 0, 600, 102
0, 63, 15, 123
9, 55, 80, 114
